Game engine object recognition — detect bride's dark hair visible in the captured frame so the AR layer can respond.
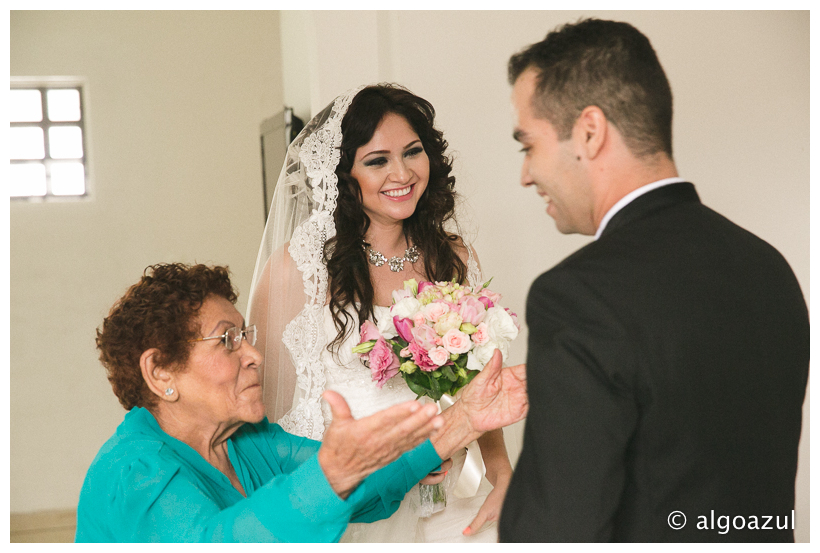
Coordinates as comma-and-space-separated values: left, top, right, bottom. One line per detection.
325, 84, 467, 350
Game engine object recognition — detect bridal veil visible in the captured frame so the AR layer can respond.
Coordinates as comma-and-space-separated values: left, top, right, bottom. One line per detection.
247, 86, 364, 440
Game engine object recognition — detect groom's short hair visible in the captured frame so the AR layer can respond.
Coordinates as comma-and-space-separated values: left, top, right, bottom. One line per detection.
508, 18, 673, 159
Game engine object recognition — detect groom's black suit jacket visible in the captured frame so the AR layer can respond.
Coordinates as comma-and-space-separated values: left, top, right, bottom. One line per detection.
499, 183, 809, 542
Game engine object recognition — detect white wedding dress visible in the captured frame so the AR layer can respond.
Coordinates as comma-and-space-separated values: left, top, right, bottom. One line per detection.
315, 249, 496, 542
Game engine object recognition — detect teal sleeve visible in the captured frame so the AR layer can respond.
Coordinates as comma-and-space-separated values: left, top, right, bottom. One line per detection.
348, 439, 442, 523
77, 451, 353, 543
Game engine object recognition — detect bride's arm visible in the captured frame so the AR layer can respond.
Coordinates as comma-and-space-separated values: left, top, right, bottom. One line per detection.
463, 429, 513, 535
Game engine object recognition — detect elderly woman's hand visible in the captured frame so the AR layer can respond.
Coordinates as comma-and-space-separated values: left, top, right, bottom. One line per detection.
461, 349, 528, 433
317, 390, 443, 498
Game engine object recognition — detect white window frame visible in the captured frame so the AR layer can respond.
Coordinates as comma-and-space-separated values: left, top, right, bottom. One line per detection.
10, 76, 93, 202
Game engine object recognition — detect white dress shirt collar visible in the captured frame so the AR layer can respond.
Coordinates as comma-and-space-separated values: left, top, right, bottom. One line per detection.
594, 177, 687, 240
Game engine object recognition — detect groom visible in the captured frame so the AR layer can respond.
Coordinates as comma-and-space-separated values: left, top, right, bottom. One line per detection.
499, 19, 809, 542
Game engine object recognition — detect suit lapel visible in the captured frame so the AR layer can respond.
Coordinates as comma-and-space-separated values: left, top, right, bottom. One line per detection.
599, 182, 701, 239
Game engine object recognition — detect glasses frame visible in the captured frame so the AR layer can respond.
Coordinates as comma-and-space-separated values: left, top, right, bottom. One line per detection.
189, 325, 257, 352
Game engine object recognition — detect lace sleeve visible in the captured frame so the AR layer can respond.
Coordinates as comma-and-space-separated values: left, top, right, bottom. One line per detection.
466, 244, 484, 289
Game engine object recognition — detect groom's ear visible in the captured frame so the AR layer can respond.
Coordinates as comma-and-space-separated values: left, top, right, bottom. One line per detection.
574, 106, 607, 160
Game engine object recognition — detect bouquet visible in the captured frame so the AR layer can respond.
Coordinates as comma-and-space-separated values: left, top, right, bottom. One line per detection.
353, 278, 520, 401
352, 278, 519, 517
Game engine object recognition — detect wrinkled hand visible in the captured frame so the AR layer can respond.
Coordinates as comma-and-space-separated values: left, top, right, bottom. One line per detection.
461, 349, 528, 433
463, 472, 511, 536
418, 457, 453, 486
318, 390, 443, 498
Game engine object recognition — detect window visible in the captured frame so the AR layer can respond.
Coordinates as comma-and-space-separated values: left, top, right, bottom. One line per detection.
10, 81, 88, 199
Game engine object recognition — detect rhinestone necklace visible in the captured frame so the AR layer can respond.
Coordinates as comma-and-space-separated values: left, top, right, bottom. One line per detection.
363, 243, 420, 272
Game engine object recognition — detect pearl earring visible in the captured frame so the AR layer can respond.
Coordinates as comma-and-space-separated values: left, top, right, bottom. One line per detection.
165, 388, 174, 396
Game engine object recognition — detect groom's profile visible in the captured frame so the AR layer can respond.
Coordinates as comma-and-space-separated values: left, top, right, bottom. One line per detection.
499, 19, 808, 542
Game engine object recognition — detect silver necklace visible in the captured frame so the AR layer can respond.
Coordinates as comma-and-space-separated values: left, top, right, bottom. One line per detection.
363, 243, 420, 272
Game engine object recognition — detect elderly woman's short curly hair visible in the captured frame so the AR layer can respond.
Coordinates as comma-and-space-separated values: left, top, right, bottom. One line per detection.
96, 263, 237, 410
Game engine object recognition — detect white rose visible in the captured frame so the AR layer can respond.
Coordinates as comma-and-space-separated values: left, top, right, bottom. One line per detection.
375, 308, 397, 339
390, 297, 422, 320
466, 340, 510, 372
484, 306, 519, 343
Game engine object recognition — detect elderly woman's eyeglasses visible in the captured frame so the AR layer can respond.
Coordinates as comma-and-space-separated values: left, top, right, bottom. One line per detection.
189, 325, 257, 352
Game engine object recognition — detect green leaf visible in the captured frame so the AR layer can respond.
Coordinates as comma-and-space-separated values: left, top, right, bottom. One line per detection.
404, 374, 430, 397
441, 365, 458, 382
430, 374, 441, 396
391, 342, 404, 357
463, 369, 479, 386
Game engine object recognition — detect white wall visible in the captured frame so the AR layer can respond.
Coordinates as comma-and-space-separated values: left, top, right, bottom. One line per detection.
284, 10, 810, 541
10, 11, 283, 513
9, 10, 809, 542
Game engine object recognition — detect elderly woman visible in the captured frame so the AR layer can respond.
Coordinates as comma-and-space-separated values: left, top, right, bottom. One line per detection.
76, 263, 526, 542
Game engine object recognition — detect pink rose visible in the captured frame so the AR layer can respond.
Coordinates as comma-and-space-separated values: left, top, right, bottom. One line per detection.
359, 320, 381, 343
428, 346, 451, 367
412, 311, 426, 327
471, 322, 490, 346
423, 301, 450, 322
369, 337, 400, 388
411, 323, 439, 350
409, 341, 439, 372
442, 328, 472, 354
458, 296, 487, 326
400, 346, 412, 358
393, 316, 414, 343
478, 296, 494, 309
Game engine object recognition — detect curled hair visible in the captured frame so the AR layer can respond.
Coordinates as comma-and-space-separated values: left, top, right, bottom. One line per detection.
326, 84, 466, 349
508, 18, 673, 158
96, 263, 237, 411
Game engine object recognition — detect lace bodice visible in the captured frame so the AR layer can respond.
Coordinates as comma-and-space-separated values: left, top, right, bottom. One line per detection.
280, 244, 483, 438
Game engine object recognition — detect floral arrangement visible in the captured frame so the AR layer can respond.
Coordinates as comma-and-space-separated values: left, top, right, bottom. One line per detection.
353, 278, 519, 401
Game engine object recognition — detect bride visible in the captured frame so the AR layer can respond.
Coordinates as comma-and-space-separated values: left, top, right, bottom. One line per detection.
247, 84, 512, 542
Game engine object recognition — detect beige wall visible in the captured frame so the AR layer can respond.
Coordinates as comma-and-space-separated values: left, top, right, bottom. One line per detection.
10, 11, 283, 513
10, 9, 809, 543
284, 10, 810, 541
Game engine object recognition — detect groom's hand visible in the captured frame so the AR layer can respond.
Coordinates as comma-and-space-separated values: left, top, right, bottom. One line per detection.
461, 349, 528, 433
318, 390, 443, 499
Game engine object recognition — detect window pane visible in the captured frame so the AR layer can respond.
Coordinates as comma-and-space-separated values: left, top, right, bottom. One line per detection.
10, 163, 47, 197
49, 126, 84, 159
47, 89, 81, 122
51, 162, 86, 195
10, 127, 45, 159
10, 89, 43, 122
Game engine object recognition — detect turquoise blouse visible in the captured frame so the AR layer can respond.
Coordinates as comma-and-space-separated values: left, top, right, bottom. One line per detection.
75, 407, 441, 542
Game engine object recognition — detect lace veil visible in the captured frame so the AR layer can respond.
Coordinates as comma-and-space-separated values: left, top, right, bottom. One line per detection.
247, 86, 364, 440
